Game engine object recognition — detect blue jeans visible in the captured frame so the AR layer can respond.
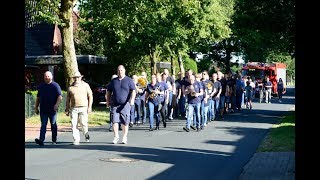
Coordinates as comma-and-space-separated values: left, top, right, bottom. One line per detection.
174, 97, 180, 117
208, 99, 215, 121
148, 101, 160, 128
187, 103, 201, 129
130, 99, 141, 123
201, 100, 209, 126
241, 92, 245, 107
166, 91, 173, 118
219, 96, 225, 110
39, 111, 58, 142
236, 92, 243, 109
179, 95, 186, 116
140, 99, 147, 122
213, 99, 220, 119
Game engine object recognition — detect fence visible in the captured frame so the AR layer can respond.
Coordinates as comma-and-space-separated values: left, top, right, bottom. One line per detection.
25, 92, 67, 119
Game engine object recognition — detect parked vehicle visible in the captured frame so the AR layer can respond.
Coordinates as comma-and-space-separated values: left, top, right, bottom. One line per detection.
92, 86, 107, 106
84, 79, 107, 106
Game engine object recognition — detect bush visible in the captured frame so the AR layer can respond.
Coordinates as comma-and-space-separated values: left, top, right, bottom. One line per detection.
25, 90, 67, 118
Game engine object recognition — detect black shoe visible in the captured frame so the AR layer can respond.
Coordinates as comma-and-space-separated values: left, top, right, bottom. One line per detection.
163, 121, 167, 128
108, 128, 113, 132
129, 122, 133, 128
154, 126, 159, 130
149, 128, 154, 131
85, 133, 90, 142
35, 138, 44, 146
183, 127, 190, 132
190, 126, 196, 130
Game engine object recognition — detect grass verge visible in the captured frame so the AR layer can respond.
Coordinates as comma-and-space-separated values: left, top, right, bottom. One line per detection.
25, 106, 110, 127
257, 111, 295, 152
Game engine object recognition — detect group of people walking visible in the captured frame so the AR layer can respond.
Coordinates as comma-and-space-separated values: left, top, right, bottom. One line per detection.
33, 64, 286, 146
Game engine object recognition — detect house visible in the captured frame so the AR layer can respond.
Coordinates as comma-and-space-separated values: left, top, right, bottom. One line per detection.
25, 1, 109, 91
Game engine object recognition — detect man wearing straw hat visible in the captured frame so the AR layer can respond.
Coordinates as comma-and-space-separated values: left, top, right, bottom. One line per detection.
65, 71, 93, 145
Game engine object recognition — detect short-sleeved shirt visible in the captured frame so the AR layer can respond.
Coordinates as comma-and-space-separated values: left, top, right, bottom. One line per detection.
166, 76, 175, 92
277, 82, 284, 90
139, 88, 147, 101
107, 76, 135, 106
245, 85, 253, 99
265, 81, 272, 90
156, 81, 168, 103
146, 83, 161, 105
198, 80, 204, 101
175, 79, 181, 95
212, 81, 222, 99
186, 81, 202, 104
236, 79, 245, 94
202, 79, 214, 100
218, 78, 227, 96
37, 81, 62, 113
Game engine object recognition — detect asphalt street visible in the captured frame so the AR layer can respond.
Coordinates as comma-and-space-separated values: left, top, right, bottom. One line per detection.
25, 87, 295, 180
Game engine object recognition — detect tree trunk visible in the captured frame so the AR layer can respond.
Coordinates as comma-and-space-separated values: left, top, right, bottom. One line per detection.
225, 49, 231, 73
152, 51, 157, 74
178, 53, 185, 74
60, 0, 79, 87
150, 49, 157, 75
171, 56, 175, 77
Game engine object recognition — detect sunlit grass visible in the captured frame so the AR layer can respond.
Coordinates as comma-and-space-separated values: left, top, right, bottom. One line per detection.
25, 106, 110, 127
257, 112, 295, 152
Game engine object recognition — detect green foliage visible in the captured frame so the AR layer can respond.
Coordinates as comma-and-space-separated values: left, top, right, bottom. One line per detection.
197, 55, 213, 73
78, 0, 234, 75
232, 0, 295, 62
183, 57, 198, 73
230, 63, 241, 74
257, 112, 295, 152
266, 52, 295, 79
25, 0, 65, 26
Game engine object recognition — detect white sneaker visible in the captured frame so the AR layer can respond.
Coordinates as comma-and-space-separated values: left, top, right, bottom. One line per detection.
73, 141, 80, 145
112, 137, 119, 144
121, 137, 127, 144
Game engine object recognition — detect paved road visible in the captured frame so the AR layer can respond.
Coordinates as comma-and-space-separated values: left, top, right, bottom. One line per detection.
25, 87, 295, 180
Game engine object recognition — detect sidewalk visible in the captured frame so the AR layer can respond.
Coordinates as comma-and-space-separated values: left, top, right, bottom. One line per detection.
239, 152, 295, 180
25, 124, 72, 141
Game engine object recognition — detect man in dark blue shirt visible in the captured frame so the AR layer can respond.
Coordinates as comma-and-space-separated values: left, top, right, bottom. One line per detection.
183, 74, 203, 132
106, 65, 136, 144
34, 71, 62, 146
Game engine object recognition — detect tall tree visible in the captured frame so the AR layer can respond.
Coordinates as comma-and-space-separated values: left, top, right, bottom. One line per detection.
26, 0, 79, 87
232, 0, 295, 62
79, 0, 234, 74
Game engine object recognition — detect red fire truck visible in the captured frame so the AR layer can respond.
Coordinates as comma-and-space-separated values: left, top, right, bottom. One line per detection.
241, 62, 286, 96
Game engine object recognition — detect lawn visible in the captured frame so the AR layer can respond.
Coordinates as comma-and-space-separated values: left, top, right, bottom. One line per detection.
257, 111, 295, 152
25, 106, 110, 127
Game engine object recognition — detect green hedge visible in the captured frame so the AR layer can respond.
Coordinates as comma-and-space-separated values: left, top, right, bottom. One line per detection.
25, 91, 67, 118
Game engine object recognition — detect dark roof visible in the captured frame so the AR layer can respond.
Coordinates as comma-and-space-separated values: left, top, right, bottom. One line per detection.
25, 55, 108, 65
25, 29, 47, 56
25, 0, 54, 56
